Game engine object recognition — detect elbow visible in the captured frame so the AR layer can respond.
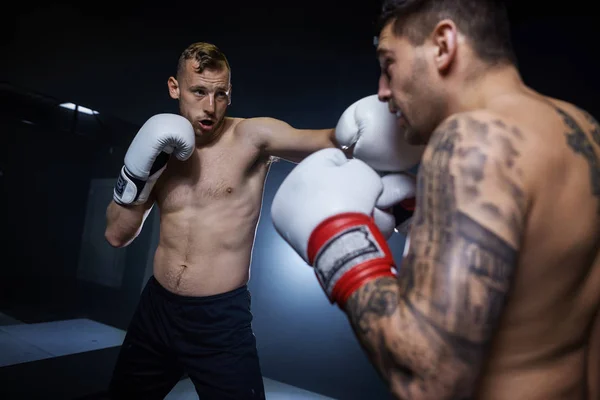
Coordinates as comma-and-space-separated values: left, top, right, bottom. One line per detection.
387, 362, 476, 400
104, 229, 131, 248
379, 337, 465, 399
389, 378, 461, 400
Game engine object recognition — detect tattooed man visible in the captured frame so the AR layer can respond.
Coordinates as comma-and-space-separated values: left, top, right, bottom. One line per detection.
270, 0, 600, 399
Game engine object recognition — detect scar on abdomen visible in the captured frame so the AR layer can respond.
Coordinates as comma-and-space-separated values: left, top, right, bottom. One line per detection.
175, 265, 187, 288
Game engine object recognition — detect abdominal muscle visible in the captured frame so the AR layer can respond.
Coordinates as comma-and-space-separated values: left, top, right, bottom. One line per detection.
152, 200, 261, 297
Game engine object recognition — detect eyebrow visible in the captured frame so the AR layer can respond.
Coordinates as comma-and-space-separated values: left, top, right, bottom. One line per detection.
376, 47, 392, 58
189, 85, 228, 92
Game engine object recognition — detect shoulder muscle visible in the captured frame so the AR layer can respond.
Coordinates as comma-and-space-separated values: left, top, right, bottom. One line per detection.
421, 111, 530, 247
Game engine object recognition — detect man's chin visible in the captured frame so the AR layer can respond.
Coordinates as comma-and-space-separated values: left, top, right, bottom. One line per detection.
404, 128, 426, 146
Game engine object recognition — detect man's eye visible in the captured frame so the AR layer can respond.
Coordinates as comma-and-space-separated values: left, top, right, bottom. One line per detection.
216, 91, 227, 98
195, 90, 206, 96
381, 63, 392, 79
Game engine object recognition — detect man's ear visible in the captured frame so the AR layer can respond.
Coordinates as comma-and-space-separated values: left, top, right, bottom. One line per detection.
167, 76, 180, 99
431, 19, 458, 74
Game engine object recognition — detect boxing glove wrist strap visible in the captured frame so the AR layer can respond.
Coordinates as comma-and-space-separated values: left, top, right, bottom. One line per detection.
114, 151, 170, 205
307, 213, 396, 308
113, 164, 166, 205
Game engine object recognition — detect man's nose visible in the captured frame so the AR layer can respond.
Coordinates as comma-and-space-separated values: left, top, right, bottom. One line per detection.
377, 75, 391, 103
203, 94, 216, 113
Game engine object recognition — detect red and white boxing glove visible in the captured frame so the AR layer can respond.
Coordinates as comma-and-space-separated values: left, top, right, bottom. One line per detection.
271, 148, 396, 308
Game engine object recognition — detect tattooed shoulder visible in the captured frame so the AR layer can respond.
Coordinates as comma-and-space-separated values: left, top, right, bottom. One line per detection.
580, 107, 600, 146
555, 106, 600, 212
421, 111, 530, 246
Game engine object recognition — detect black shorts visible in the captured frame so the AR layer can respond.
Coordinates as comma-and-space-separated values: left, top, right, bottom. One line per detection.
109, 276, 265, 400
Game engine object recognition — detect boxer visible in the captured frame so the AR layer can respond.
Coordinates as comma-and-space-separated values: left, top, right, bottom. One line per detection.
271, 1, 600, 399
104, 42, 409, 400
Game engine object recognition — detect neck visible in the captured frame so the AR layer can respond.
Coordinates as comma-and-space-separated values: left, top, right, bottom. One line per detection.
446, 62, 526, 117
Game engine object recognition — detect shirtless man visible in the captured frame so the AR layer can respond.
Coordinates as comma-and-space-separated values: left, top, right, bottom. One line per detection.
102, 41, 342, 399
270, 1, 600, 398
103, 42, 402, 399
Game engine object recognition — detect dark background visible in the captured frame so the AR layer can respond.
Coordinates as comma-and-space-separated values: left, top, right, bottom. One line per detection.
0, 1, 598, 399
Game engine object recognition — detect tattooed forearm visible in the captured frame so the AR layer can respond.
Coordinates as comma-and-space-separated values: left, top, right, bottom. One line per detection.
346, 277, 399, 336
344, 214, 518, 398
342, 113, 526, 399
345, 277, 404, 384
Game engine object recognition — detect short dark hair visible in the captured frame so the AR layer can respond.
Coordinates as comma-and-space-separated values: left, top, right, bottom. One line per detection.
176, 42, 230, 78
378, 0, 516, 66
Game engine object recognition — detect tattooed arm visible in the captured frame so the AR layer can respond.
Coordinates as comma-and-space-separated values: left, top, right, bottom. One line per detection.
343, 112, 529, 399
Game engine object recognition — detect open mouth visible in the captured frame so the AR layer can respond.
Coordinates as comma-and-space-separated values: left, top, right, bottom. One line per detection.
198, 119, 214, 130
396, 112, 408, 128
388, 104, 407, 125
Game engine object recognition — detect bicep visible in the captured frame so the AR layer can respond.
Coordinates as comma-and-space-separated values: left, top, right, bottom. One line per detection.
401, 113, 528, 376
236, 117, 334, 160
235, 117, 295, 150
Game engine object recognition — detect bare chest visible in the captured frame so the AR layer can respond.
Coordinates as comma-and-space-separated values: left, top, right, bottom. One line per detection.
155, 139, 268, 208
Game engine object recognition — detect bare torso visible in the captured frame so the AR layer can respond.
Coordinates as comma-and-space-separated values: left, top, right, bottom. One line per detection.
475, 91, 600, 399
151, 117, 271, 296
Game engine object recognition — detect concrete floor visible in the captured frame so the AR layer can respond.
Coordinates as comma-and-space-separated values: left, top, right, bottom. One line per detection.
0, 313, 334, 399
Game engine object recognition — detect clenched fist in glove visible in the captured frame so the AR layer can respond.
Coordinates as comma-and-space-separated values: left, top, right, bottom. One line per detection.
373, 173, 416, 238
114, 114, 195, 205
271, 148, 398, 308
335, 94, 425, 172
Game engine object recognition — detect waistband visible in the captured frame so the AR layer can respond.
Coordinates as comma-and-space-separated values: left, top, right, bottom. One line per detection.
147, 275, 248, 304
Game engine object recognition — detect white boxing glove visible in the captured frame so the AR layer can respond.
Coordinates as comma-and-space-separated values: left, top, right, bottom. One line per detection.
373, 173, 416, 238
114, 114, 195, 205
271, 148, 397, 307
335, 94, 425, 172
